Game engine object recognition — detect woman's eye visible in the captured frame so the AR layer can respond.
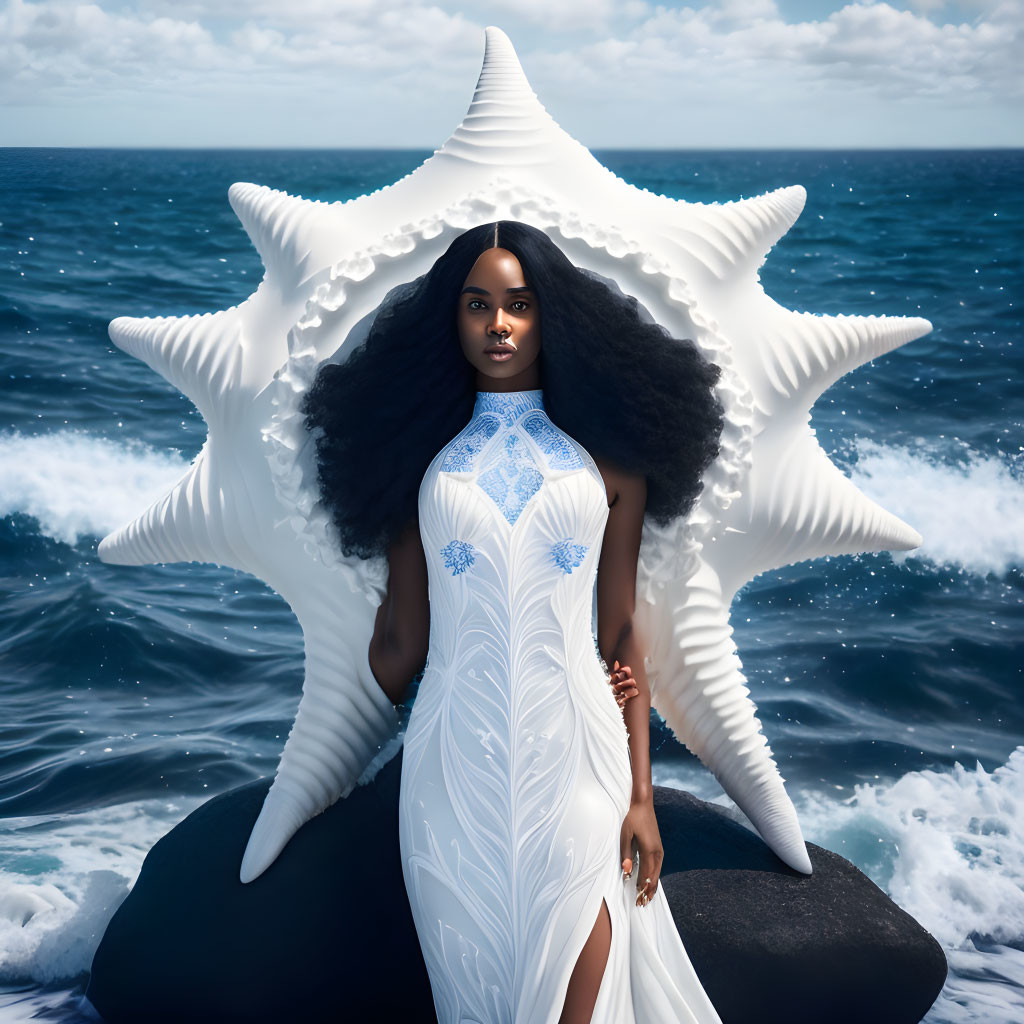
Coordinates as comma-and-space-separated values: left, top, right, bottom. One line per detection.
511, 301, 529, 313
467, 299, 486, 310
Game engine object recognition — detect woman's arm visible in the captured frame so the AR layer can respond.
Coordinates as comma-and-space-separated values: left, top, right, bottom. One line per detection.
594, 458, 663, 909
368, 519, 430, 706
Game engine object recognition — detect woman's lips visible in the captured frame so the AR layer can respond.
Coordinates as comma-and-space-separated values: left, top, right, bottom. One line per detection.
485, 345, 516, 362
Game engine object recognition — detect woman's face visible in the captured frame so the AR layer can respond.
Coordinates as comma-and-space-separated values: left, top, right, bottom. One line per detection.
457, 247, 541, 383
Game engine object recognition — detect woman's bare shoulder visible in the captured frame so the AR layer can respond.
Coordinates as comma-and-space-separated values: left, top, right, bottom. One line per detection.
592, 456, 645, 509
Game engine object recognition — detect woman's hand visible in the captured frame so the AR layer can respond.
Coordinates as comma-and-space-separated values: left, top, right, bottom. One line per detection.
619, 798, 664, 908
608, 660, 639, 709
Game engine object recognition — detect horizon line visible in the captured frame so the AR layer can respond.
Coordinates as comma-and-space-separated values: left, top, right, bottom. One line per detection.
3, 144, 1022, 153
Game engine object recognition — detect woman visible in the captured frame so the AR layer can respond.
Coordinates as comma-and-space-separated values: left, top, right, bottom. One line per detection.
301, 222, 724, 1023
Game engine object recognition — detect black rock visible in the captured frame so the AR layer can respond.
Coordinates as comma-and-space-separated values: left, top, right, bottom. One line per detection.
87, 752, 431, 1022
87, 751, 946, 1023
654, 786, 948, 1024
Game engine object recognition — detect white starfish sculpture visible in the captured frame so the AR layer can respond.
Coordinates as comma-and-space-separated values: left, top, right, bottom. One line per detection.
98, 27, 928, 883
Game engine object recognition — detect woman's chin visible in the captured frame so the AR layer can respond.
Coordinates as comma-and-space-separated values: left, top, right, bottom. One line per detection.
474, 360, 537, 384
477, 363, 519, 378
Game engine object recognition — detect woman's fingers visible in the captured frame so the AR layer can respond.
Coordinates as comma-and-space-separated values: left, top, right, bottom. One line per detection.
635, 849, 663, 907
636, 878, 652, 907
612, 681, 639, 707
637, 876, 659, 906
622, 803, 665, 908
608, 663, 638, 707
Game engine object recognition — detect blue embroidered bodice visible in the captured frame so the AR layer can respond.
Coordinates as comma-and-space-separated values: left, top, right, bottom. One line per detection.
432, 389, 605, 576
441, 390, 586, 523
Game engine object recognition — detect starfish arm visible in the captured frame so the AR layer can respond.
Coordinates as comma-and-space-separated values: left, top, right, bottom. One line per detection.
710, 428, 922, 599
108, 312, 245, 431
662, 185, 808, 281
737, 309, 933, 419
227, 182, 336, 291
96, 440, 225, 567
638, 559, 812, 874
239, 574, 399, 883
435, 25, 599, 174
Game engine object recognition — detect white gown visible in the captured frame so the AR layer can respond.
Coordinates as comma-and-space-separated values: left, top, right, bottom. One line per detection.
399, 389, 723, 1024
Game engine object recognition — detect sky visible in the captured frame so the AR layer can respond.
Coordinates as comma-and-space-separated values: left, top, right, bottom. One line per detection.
0, 0, 1020, 148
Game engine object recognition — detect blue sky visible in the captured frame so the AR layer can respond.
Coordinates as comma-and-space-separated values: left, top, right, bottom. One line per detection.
0, 0, 1019, 147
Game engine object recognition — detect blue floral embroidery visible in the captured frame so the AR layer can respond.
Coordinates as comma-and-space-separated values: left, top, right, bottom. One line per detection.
521, 412, 584, 470
477, 433, 544, 525
551, 539, 588, 574
441, 414, 500, 472
441, 540, 476, 576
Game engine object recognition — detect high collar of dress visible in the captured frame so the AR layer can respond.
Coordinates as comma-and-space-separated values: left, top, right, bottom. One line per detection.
472, 389, 546, 424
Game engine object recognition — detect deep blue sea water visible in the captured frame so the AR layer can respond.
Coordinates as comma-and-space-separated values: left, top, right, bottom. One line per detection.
0, 147, 1021, 1022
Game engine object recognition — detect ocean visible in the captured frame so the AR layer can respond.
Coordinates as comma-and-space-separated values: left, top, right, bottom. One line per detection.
0, 147, 1021, 1022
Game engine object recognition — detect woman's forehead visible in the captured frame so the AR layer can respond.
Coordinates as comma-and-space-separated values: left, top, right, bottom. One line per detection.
462, 247, 529, 288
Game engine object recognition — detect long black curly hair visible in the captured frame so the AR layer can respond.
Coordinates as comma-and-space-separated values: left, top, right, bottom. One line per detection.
300, 221, 725, 560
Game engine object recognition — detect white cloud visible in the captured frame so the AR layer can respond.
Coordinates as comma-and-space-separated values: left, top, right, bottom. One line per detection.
0, 0, 480, 96
0, 0, 1018, 145
636, 1, 1020, 98
712, 0, 783, 23
527, 0, 1021, 116
0, 0, 222, 93
478, 0, 628, 31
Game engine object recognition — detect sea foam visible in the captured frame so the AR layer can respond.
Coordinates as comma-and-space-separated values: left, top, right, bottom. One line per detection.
798, 747, 1024, 1024
0, 797, 203, 986
848, 437, 1023, 577
660, 747, 1024, 1024
0, 430, 189, 547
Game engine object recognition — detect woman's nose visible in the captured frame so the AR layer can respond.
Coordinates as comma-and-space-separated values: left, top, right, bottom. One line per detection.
489, 307, 510, 336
